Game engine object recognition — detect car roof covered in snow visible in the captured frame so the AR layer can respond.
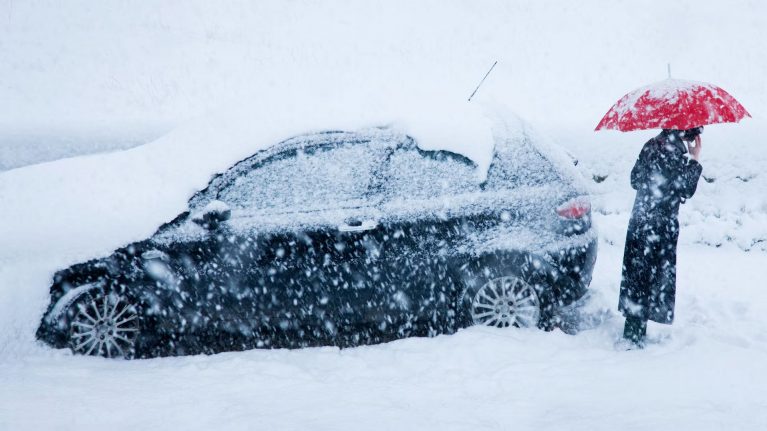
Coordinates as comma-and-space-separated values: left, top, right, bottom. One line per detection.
186, 127, 480, 210
0, 95, 585, 270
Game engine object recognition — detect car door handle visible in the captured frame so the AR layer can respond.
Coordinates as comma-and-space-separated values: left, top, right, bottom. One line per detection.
338, 219, 378, 232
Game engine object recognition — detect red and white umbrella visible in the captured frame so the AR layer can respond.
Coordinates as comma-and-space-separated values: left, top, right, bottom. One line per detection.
595, 79, 751, 132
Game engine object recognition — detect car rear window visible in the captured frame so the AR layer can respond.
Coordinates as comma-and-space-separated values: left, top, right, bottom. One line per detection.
484, 138, 563, 189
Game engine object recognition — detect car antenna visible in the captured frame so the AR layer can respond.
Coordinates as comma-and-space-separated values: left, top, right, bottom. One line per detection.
467, 60, 498, 102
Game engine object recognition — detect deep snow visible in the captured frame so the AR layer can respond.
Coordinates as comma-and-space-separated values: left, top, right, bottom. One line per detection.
2, 0, 767, 430
2, 244, 766, 431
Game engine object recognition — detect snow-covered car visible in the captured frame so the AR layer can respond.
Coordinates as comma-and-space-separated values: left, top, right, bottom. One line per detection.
36, 126, 597, 358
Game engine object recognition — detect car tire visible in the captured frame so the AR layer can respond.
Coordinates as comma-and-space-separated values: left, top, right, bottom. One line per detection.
461, 274, 543, 329
67, 287, 141, 359
455, 254, 559, 331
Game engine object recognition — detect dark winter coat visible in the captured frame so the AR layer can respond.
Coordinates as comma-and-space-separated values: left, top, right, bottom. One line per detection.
619, 130, 702, 324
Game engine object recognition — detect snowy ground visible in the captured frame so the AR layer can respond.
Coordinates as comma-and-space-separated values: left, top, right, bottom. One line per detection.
2, 1, 767, 430
2, 242, 766, 430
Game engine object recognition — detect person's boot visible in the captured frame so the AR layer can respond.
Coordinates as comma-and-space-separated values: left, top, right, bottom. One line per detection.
622, 316, 647, 348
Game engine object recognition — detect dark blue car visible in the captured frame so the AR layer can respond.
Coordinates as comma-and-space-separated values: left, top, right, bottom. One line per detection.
36, 126, 596, 358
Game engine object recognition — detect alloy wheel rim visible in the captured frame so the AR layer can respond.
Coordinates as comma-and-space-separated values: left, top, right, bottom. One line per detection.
471, 276, 541, 328
70, 293, 139, 358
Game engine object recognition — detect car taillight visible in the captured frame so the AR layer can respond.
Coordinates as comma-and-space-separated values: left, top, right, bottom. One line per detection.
556, 197, 591, 219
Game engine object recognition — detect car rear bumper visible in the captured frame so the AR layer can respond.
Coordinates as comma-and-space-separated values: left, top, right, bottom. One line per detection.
545, 230, 598, 307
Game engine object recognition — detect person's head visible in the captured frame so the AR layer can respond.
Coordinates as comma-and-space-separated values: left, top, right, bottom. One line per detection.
680, 126, 704, 142
662, 126, 704, 142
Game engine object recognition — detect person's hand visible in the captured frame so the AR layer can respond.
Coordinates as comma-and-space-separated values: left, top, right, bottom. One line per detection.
688, 135, 702, 161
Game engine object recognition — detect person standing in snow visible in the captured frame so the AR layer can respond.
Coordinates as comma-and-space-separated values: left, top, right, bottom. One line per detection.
619, 127, 703, 347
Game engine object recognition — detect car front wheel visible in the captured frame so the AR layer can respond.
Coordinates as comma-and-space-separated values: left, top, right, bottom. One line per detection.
68, 290, 140, 359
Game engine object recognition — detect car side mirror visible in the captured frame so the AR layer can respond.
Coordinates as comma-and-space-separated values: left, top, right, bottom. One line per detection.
192, 200, 231, 230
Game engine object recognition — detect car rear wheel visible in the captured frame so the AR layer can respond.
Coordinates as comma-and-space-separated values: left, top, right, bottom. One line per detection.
469, 275, 541, 328
68, 290, 140, 359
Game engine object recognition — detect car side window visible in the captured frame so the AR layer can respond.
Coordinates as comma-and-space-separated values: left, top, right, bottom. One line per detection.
215, 142, 382, 213
382, 147, 480, 199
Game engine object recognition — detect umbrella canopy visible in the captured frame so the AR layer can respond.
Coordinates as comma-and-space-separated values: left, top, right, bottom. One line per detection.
595, 79, 751, 132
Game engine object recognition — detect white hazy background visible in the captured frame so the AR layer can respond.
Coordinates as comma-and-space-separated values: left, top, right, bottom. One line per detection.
1, 0, 765, 169
2, 2, 767, 431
